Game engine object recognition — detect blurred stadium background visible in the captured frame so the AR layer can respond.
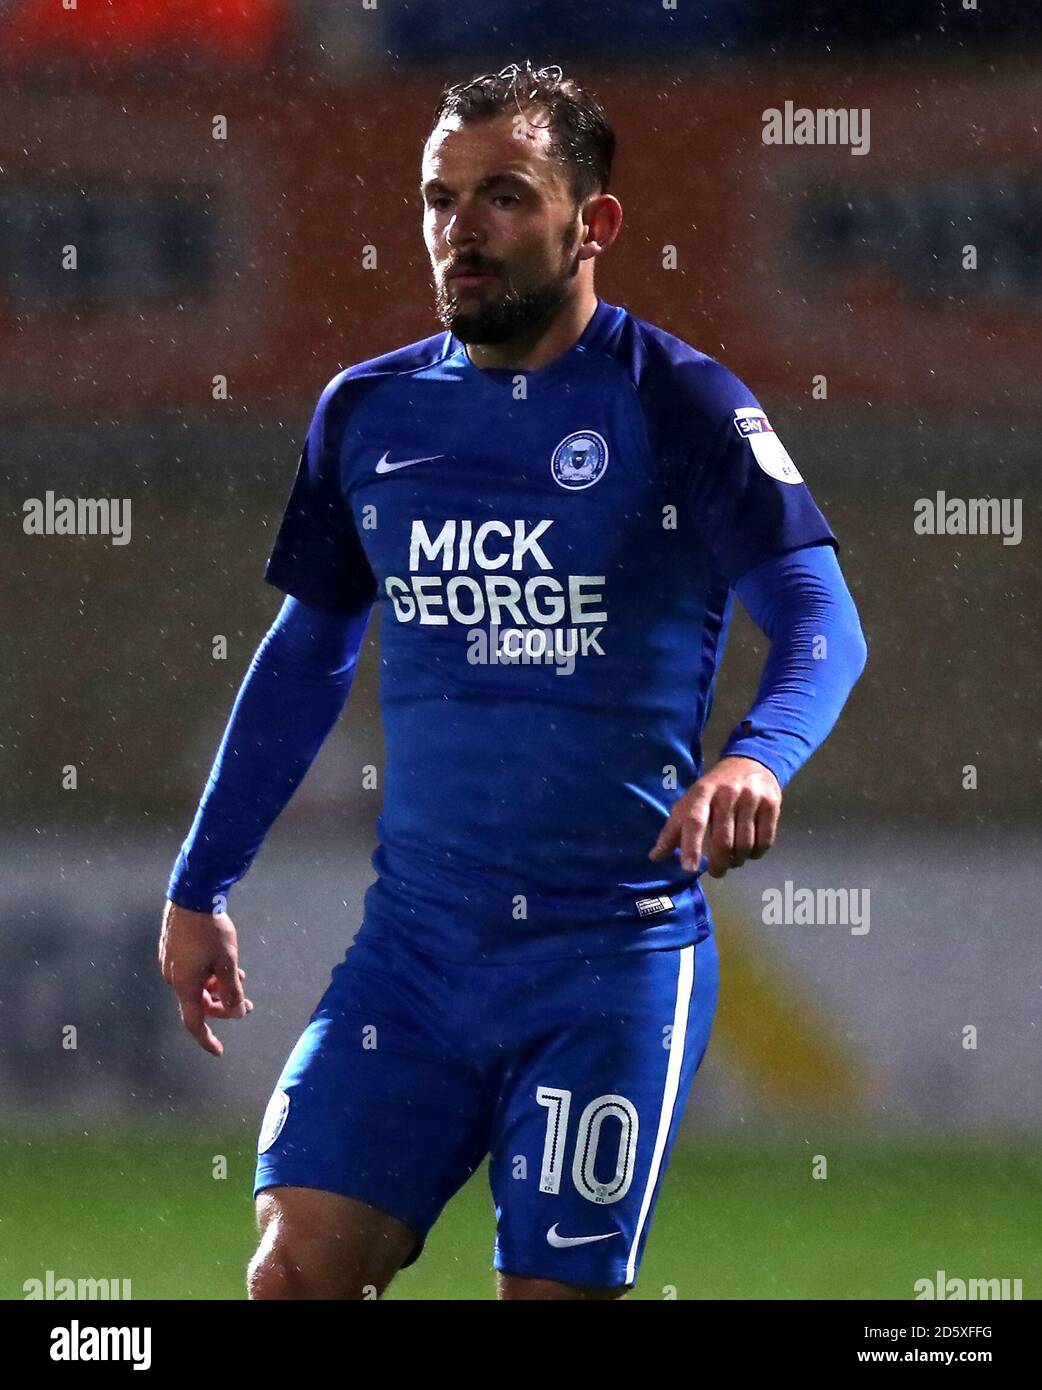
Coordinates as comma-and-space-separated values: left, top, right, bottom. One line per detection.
1, 1, 1039, 1300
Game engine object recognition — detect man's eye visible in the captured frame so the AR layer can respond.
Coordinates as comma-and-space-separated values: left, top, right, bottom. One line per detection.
493, 194, 520, 207
429, 197, 450, 211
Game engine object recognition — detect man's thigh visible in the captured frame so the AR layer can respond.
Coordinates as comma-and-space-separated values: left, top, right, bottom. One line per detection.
254, 935, 490, 1268
488, 931, 720, 1292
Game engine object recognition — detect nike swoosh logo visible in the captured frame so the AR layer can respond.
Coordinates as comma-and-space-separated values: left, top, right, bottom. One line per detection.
546, 1224, 620, 1249
375, 451, 444, 474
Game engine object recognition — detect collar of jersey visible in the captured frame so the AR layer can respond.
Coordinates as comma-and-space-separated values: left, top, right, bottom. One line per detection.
446, 296, 622, 392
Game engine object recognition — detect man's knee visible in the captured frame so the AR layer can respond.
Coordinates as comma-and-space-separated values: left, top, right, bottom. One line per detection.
248, 1226, 359, 1300
248, 1187, 416, 1300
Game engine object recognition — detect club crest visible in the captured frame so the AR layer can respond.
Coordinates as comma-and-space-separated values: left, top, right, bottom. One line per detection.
550, 430, 609, 490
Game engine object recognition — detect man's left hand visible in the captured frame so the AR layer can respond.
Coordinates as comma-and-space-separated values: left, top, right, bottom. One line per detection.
648, 755, 782, 879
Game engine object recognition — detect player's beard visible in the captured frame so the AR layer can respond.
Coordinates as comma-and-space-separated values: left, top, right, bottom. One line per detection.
433, 227, 582, 346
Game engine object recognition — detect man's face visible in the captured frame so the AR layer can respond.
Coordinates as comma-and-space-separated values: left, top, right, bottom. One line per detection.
421, 110, 585, 344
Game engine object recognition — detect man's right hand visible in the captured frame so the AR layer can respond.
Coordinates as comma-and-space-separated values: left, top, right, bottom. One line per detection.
158, 900, 253, 1057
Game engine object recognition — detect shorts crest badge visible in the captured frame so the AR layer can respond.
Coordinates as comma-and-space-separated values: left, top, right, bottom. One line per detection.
258, 1088, 290, 1154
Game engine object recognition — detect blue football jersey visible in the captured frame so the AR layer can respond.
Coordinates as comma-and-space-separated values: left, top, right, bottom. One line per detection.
264, 297, 837, 962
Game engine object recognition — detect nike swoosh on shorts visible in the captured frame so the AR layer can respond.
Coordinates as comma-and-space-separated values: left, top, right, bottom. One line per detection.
546, 1224, 621, 1249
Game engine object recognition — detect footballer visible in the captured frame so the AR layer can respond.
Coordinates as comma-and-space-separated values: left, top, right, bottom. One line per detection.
159, 61, 867, 1300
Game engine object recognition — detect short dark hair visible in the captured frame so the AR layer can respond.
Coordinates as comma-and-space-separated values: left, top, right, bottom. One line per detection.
429, 61, 615, 206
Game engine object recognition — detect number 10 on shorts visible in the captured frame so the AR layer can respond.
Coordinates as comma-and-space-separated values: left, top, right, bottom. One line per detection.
536, 1086, 639, 1205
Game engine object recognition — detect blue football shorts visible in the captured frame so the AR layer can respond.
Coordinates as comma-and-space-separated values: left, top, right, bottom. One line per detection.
254, 922, 719, 1289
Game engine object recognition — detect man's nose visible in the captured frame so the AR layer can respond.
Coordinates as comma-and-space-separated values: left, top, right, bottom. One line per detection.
445, 204, 484, 248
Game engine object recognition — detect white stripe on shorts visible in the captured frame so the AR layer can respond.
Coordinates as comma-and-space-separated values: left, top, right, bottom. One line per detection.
625, 942, 695, 1284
